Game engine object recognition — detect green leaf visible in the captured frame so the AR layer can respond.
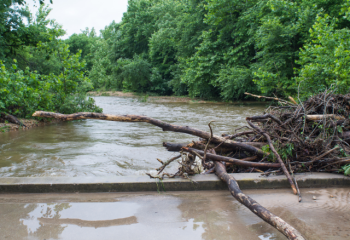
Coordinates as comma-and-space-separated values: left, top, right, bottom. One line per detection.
344, 166, 350, 176
337, 126, 343, 133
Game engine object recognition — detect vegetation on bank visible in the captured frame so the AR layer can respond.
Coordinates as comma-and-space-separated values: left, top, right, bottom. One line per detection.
2, 0, 350, 119
67, 0, 350, 101
0, 1, 101, 119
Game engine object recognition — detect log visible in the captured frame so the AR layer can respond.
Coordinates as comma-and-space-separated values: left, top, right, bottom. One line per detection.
306, 114, 345, 121
32, 111, 265, 156
163, 141, 264, 153
215, 161, 305, 240
163, 142, 187, 152
0, 112, 26, 127
246, 120, 298, 195
182, 147, 281, 168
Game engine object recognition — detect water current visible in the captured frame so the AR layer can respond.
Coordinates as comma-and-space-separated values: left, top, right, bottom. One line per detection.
0, 97, 266, 177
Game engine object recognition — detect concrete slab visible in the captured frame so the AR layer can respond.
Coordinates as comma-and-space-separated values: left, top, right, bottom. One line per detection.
0, 172, 349, 193
1, 188, 350, 240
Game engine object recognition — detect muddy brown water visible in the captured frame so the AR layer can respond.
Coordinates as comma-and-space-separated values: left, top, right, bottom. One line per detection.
0, 188, 350, 240
0, 97, 266, 177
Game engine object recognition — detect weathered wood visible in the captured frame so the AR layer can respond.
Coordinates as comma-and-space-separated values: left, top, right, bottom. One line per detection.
0, 113, 26, 127
246, 114, 283, 126
33, 111, 265, 156
244, 92, 293, 105
246, 120, 298, 195
215, 161, 305, 240
182, 147, 281, 168
223, 131, 255, 139
163, 142, 188, 152
306, 146, 340, 166
163, 141, 264, 153
306, 114, 345, 121
156, 155, 181, 174
225, 156, 258, 165
288, 96, 297, 105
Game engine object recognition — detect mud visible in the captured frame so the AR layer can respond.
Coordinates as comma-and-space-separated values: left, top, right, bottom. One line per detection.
0, 188, 349, 240
0, 118, 63, 133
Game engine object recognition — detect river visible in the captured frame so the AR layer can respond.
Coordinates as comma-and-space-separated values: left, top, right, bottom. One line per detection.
0, 97, 266, 177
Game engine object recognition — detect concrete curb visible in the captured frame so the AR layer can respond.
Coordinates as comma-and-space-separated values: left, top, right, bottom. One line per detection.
0, 172, 349, 193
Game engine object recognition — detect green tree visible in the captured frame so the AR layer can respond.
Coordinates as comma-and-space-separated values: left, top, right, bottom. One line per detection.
0, 2, 101, 118
297, 13, 350, 96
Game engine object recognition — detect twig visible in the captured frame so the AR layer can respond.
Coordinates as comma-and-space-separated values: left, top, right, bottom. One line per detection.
244, 92, 293, 105
156, 155, 181, 174
306, 146, 340, 166
202, 121, 215, 168
183, 147, 281, 168
319, 158, 350, 170
288, 160, 302, 202
246, 120, 298, 195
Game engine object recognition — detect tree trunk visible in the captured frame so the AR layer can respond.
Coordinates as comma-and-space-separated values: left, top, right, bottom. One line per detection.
306, 114, 345, 121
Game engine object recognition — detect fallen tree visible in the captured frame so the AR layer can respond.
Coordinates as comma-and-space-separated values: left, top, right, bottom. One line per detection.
33, 90, 350, 240
32, 110, 305, 239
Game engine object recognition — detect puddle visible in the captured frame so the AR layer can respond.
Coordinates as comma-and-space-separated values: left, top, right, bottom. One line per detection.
1, 188, 349, 240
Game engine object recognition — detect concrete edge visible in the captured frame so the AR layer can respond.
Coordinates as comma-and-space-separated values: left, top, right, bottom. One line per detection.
0, 172, 349, 193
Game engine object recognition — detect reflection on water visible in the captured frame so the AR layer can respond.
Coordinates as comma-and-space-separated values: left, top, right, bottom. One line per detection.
0, 97, 266, 177
1, 188, 349, 240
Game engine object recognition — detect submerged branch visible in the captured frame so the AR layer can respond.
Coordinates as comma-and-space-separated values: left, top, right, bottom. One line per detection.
32, 111, 265, 156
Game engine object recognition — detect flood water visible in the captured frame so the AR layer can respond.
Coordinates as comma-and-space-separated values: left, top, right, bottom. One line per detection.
1, 188, 350, 240
0, 97, 266, 177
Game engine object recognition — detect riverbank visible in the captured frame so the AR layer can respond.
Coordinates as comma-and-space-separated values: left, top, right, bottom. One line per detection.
87, 91, 269, 104
0, 118, 64, 133
0, 92, 267, 134
87, 91, 207, 103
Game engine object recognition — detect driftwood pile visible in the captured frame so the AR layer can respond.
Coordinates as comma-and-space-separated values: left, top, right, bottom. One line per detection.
31, 91, 350, 240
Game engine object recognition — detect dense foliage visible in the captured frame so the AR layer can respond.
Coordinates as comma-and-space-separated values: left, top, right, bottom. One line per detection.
2, 0, 350, 114
66, 0, 350, 101
0, 1, 101, 118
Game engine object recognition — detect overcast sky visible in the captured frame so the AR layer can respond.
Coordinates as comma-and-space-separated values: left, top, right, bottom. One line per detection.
26, 0, 129, 38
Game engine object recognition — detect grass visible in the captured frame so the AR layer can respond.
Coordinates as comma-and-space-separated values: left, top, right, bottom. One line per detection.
137, 94, 149, 102
0, 126, 11, 132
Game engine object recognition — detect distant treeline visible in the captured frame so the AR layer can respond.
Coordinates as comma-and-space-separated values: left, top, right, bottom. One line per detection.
2, 0, 350, 118
67, 0, 350, 100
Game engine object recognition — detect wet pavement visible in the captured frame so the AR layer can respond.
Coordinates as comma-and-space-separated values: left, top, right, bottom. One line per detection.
1, 188, 350, 240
